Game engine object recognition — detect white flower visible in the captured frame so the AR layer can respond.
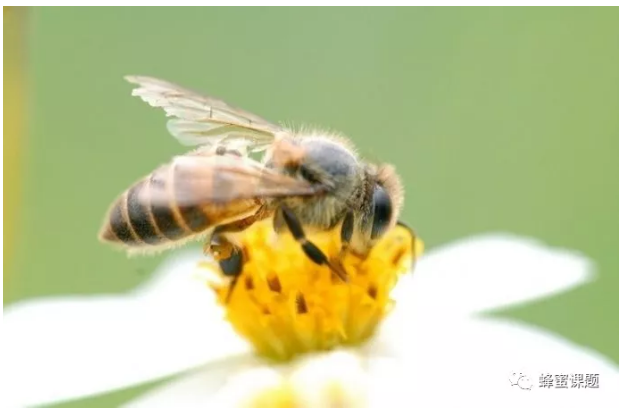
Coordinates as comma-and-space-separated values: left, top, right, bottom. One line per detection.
3, 233, 618, 408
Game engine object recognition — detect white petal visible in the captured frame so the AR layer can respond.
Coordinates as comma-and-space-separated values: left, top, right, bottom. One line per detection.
393, 233, 595, 316
124, 355, 281, 408
368, 315, 619, 408
124, 355, 263, 408
124, 313, 619, 409
125, 350, 370, 408
288, 350, 368, 407
3, 250, 251, 408
212, 367, 287, 408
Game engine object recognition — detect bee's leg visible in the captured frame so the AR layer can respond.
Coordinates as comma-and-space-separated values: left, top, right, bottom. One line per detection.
206, 232, 244, 304
328, 211, 355, 274
205, 232, 235, 262
206, 206, 269, 303
338, 211, 354, 261
396, 220, 419, 273
207, 233, 243, 273
279, 204, 349, 282
206, 206, 269, 261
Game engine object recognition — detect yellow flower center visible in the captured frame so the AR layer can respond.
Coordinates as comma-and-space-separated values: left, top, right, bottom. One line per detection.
199, 219, 423, 361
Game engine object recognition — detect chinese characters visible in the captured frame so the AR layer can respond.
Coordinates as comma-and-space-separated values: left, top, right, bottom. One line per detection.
538, 373, 599, 389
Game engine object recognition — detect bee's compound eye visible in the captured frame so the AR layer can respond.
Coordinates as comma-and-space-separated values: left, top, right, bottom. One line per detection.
371, 184, 393, 239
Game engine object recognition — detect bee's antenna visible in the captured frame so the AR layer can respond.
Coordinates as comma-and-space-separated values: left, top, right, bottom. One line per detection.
396, 220, 418, 275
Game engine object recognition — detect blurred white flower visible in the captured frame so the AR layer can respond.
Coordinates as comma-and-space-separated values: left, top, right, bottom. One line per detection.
3, 233, 618, 408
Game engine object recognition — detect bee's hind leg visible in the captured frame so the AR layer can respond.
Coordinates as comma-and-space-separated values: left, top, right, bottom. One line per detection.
207, 233, 244, 275
205, 232, 244, 304
278, 204, 349, 282
206, 206, 270, 303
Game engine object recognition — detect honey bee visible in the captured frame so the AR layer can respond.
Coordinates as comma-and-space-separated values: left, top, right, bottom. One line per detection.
99, 76, 416, 299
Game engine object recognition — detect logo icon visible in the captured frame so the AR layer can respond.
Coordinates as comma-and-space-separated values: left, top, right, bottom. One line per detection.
509, 372, 533, 390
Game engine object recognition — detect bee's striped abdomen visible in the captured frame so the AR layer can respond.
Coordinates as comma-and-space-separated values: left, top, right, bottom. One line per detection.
126, 180, 166, 245
99, 154, 263, 251
102, 184, 203, 249
100, 180, 169, 247
105, 193, 140, 245
148, 201, 187, 241
144, 170, 189, 242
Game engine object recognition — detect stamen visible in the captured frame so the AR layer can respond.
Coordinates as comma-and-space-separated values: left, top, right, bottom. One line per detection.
367, 285, 378, 300
199, 219, 423, 361
267, 274, 282, 293
296, 292, 308, 314
244, 275, 254, 290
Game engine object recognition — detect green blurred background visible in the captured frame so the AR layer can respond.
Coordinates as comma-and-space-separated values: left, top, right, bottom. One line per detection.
4, 7, 618, 407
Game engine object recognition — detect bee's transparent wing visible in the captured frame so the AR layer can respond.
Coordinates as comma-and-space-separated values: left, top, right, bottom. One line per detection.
125, 75, 284, 153
144, 153, 320, 208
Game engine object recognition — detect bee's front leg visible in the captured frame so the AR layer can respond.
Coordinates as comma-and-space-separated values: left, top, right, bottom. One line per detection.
278, 204, 349, 282
338, 211, 354, 262
321, 211, 356, 278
